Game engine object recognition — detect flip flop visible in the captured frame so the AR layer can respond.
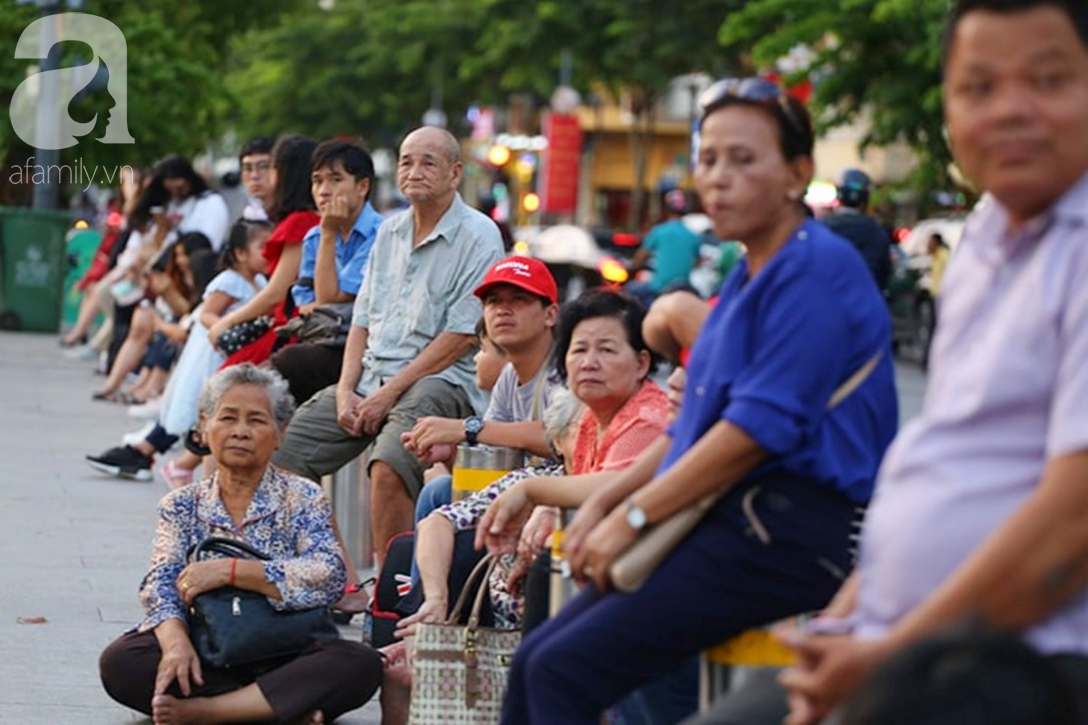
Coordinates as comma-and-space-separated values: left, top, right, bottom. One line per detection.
115, 391, 144, 405
160, 459, 194, 490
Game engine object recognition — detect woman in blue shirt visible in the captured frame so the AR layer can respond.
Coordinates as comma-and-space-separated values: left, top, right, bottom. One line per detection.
492, 79, 900, 724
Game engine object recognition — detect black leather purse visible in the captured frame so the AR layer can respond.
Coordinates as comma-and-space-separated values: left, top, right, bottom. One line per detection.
275, 303, 353, 346
215, 316, 273, 356
186, 537, 339, 668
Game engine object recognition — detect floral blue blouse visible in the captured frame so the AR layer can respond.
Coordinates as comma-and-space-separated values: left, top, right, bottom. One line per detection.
138, 465, 346, 632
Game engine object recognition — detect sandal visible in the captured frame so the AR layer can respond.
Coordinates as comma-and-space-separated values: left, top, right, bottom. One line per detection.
60, 334, 87, 349
115, 391, 144, 406
184, 426, 211, 457
160, 459, 194, 490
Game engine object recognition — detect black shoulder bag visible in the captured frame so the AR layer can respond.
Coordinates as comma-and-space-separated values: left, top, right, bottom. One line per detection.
186, 536, 339, 668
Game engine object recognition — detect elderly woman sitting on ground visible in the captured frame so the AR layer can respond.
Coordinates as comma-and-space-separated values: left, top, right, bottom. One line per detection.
99, 364, 381, 725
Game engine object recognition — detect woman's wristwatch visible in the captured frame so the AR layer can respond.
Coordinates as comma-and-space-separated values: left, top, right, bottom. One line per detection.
625, 496, 648, 531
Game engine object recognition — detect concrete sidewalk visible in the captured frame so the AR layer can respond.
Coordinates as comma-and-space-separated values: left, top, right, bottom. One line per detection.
0, 332, 380, 724
0, 330, 927, 724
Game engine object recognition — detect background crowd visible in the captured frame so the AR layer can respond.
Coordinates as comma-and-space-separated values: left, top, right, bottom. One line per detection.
48, 2, 1088, 723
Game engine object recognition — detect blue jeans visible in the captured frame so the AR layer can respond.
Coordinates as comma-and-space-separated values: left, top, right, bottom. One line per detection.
499, 475, 858, 725
141, 332, 178, 371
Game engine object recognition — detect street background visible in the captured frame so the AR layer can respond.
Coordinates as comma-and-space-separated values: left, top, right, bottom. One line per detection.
0, 331, 926, 723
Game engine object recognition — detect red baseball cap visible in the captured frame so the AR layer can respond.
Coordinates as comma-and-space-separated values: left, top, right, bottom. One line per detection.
474, 256, 559, 305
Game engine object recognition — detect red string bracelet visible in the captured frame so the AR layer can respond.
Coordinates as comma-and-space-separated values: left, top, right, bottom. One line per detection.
229, 557, 237, 586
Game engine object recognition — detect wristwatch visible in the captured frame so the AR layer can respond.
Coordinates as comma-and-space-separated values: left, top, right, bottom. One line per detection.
464, 416, 484, 446
625, 496, 648, 532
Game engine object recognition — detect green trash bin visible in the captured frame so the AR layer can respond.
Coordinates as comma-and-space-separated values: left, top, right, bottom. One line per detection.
62, 225, 103, 328
0, 207, 74, 332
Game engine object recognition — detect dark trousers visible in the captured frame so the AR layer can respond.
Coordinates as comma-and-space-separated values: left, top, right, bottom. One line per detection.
270, 342, 345, 406
99, 629, 382, 723
500, 476, 858, 725
145, 423, 178, 454
141, 331, 178, 371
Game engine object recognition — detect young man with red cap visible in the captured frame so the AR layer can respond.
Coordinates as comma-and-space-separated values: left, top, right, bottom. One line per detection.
393, 257, 561, 601
403, 255, 561, 488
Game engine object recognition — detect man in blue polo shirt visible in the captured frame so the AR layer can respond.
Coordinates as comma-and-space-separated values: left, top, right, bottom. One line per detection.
270, 139, 383, 404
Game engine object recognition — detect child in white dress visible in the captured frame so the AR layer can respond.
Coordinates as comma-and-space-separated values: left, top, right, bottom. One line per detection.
85, 220, 272, 483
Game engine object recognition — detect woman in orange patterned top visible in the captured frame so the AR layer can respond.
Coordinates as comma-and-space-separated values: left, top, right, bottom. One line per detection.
398, 289, 667, 637
474, 288, 669, 574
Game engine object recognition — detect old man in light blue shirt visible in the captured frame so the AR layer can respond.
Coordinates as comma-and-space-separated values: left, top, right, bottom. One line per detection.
273, 126, 503, 563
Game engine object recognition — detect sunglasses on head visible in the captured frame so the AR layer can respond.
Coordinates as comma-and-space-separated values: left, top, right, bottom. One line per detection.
698, 77, 806, 135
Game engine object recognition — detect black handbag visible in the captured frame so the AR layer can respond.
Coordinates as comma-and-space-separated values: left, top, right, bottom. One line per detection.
215, 316, 273, 356
275, 303, 353, 346
186, 536, 339, 668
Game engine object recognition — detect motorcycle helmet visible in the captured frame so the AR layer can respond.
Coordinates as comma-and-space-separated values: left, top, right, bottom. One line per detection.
837, 168, 871, 209
664, 189, 689, 214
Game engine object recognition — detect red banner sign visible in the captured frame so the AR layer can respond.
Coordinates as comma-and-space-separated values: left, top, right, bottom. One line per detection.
541, 113, 583, 215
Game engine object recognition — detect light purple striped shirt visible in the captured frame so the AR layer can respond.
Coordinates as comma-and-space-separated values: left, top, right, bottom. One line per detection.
853, 170, 1088, 653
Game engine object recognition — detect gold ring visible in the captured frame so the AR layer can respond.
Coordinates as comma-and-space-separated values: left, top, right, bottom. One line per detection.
181, 581, 191, 591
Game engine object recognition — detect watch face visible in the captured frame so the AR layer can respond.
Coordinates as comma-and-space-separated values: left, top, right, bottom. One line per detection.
626, 503, 647, 531
465, 417, 483, 434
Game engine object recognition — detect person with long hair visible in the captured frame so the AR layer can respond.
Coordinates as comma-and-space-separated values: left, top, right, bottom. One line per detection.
91, 232, 213, 403
86, 220, 272, 482
144, 155, 229, 252
206, 134, 320, 368
60, 166, 147, 351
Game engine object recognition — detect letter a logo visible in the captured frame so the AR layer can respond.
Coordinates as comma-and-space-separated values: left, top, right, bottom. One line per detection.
10, 13, 134, 150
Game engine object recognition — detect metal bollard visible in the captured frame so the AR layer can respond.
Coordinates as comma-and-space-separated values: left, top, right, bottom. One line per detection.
324, 451, 376, 573
549, 507, 578, 616
699, 620, 800, 711
450, 444, 525, 501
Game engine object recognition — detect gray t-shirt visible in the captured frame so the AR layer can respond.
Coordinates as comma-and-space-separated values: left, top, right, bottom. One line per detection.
484, 362, 560, 423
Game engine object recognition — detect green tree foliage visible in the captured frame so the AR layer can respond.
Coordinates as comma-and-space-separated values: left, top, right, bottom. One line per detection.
1, 0, 299, 205
225, 0, 738, 226
225, 0, 506, 147
719, 0, 955, 191
462, 0, 740, 227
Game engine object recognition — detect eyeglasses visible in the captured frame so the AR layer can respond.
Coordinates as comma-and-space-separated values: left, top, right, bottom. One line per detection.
698, 77, 806, 135
241, 161, 272, 176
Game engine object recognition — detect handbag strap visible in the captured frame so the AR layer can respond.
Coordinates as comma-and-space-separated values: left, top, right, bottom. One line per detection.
528, 346, 554, 423
827, 349, 884, 410
466, 557, 501, 632
685, 347, 885, 514
187, 536, 270, 564
444, 553, 498, 628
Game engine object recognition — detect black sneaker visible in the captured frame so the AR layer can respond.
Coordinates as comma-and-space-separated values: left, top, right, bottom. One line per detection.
86, 445, 153, 481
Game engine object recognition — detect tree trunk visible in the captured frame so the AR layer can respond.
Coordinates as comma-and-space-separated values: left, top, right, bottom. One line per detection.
626, 89, 658, 232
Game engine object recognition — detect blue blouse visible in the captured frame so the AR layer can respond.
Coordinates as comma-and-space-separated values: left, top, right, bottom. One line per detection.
660, 219, 898, 504
138, 466, 347, 631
